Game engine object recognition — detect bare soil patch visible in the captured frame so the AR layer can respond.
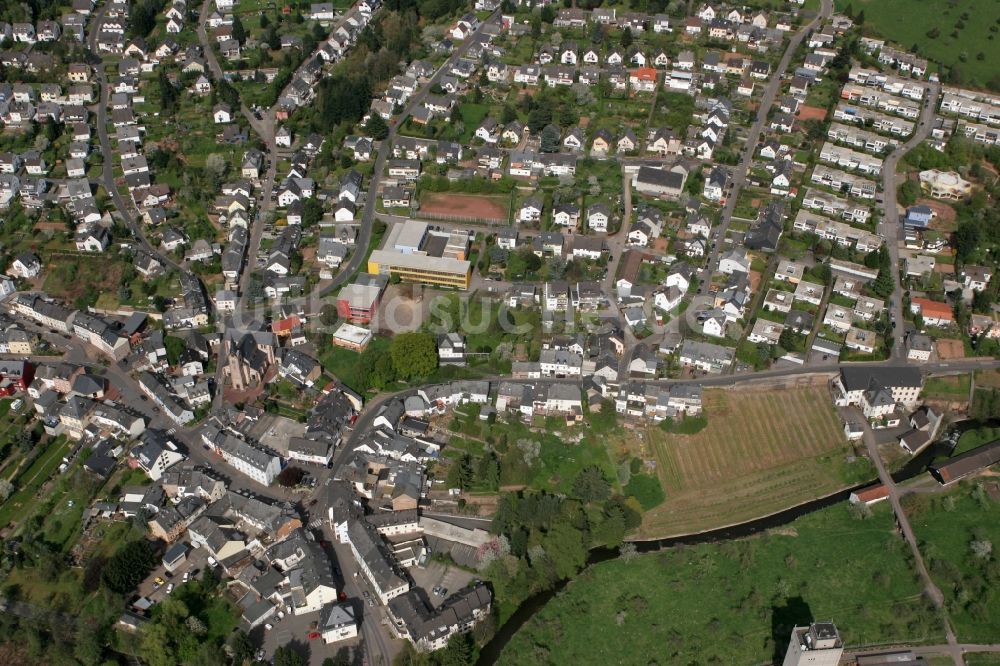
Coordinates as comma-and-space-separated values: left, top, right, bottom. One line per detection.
419, 192, 509, 223
936, 338, 966, 360
796, 105, 828, 121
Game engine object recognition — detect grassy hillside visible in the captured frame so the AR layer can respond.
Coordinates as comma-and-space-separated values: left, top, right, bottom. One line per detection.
501, 503, 943, 665
907, 481, 1000, 643
840, 0, 1000, 88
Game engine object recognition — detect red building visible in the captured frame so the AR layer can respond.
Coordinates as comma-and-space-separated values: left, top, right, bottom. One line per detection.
0, 360, 34, 392
336, 283, 383, 324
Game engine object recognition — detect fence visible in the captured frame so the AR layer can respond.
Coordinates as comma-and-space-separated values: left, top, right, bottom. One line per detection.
413, 210, 508, 225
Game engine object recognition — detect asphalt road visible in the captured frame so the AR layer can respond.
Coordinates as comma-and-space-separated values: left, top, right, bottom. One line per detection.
317, 9, 503, 300
195, 0, 278, 311
878, 81, 942, 357
86, 3, 179, 272
698, 0, 833, 289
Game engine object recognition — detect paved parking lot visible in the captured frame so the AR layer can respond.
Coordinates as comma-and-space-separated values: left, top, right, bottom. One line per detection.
257, 602, 364, 666
409, 561, 475, 609
135, 543, 212, 603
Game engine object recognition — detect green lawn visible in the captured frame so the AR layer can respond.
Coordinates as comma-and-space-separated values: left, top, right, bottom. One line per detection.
40, 465, 100, 552
841, 0, 1000, 88
502, 502, 942, 665
457, 103, 490, 143
952, 426, 1000, 457
907, 481, 1000, 643
318, 334, 390, 394
0, 436, 73, 530
966, 656, 1000, 666
923, 374, 972, 400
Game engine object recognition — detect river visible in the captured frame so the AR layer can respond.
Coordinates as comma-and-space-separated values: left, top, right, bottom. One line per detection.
477, 418, 999, 665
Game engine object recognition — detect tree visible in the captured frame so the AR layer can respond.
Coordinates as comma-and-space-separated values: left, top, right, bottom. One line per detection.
500, 103, 518, 124
972, 288, 994, 314
0, 479, 13, 500
447, 454, 473, 490
299, 197, 323, 228
872, 264, 895, 298
227, 631, 255, 665
323, 648, 352, 666
527, 106, 553, 134
593, 505, 626, 547
273, 646, 306, 666
16, 428, 34, 454
217, 79, 241, 109
572, 465, 611, 504
232, 16, 246, 45
543, 522, 587, 580
898, 179, 920, 207
438, 633, 474, 666
477, 453, 500, 490
265, 24, 281, 50
389, 332, 438, 379
102, 540, 155, 593
955, 221, 983, 263
320, 304, 339, 327
204, 153, 227, 180
539, 124, 561, 153
778, 328, 800, 353
276, 467, 306, 487
164, 335, 187, 366
620, 27, 633, 48
365, 113, 389, 140
971, 539, 993, 560
158, 69, 178, 113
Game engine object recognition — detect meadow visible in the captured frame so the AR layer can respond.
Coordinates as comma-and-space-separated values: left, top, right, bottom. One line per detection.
840, 0, 1000, 88
501, 502, 943, 664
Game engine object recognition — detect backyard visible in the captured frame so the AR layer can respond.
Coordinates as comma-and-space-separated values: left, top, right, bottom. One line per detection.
630, 386, 874, 538
501, 502, 942, 665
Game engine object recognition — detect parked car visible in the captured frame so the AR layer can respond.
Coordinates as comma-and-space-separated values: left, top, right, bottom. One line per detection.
166, 583, 174, 594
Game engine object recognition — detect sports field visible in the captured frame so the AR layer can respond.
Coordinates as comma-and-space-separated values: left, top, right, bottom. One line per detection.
418, 192, 509, 223
635, 386, 871, 537
841, 0, 1000, 88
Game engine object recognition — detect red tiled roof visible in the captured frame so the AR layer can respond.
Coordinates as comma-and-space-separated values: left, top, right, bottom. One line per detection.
852, 484, 889, 504
912, 297, 953, 321
271, 315, 302, 333
630, 67, 658, 81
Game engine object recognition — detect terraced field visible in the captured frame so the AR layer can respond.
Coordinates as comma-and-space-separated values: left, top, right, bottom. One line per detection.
638, 386, 872, 537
